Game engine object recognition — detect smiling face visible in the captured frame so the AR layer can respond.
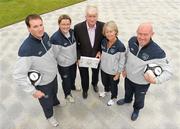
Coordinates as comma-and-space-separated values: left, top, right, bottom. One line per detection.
28, 19, 44, 39
59, 19, 71, 34
85, 6, 98, 28
105, 26, 117, 42
103, 21, 118, 43
136, 23, 154, 46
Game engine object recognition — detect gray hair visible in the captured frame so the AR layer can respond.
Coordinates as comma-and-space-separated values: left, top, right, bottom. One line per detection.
85, 5, 98, 15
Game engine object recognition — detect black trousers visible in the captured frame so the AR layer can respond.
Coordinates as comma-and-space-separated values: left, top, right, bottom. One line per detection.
58, 63, 77, 97
101, 70, 119, 99
124, 77, 150, 110
36, 76, 60, 119
79, 65, 99, 92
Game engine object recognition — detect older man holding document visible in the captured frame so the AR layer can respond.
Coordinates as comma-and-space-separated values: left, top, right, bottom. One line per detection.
74, 5, 104, 99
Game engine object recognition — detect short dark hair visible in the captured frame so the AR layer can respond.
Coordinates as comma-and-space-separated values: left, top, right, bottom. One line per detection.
25, 14, 42, 27
58, 14, 71, 24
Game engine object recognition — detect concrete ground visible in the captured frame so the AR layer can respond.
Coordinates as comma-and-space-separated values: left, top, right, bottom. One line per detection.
0, 0, 180, 129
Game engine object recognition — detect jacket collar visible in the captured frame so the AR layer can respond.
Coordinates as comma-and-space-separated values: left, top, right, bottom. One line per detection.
58, 29, 73, 39
136, 37, 153, 49
29, 33, 45, 42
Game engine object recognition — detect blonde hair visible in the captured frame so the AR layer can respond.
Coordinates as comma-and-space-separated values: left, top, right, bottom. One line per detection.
102, 21, 118, 36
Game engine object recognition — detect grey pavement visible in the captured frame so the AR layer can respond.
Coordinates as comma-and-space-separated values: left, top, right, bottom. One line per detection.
0, 0, 180, 129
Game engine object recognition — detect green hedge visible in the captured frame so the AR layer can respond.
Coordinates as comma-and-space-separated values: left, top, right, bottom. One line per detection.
0, 0, 85, 28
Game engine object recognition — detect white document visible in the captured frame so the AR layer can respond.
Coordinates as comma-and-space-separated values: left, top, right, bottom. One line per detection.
79, 56, 100, 69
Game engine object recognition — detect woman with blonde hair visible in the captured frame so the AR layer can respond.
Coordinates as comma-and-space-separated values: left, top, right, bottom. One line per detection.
99, 21, 126, 106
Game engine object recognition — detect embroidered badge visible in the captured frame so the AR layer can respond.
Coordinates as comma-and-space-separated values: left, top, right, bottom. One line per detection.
38, 51, 42, 55
110, 48, 115, 54
130, 47, 134, 51
142, 53, 149, 61
47, 41, 51, 47
64, 42, 68, 46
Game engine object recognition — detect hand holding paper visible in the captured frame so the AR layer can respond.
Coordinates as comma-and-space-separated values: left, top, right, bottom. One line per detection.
79, 56, 100, 69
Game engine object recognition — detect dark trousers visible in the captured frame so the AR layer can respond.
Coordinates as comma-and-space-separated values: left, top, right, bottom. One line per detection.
58, 63, 76, 97
101, 70, 119, 99
36, 76, 60, 119
79, 65, 99, 92
124, 77, 150, 110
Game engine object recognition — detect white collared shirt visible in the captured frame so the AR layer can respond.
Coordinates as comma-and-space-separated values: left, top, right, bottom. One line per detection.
86, 22, 96, 47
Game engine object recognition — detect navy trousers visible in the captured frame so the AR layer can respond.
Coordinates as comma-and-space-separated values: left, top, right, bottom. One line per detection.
36, 76, 60, 119
124, 77, 150, 110
101, 70, 119, 99
79, 65, 99, 92
58, 63, 76, 97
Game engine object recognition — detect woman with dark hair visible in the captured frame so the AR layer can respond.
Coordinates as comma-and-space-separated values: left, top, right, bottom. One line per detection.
50, 14, 79, 103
